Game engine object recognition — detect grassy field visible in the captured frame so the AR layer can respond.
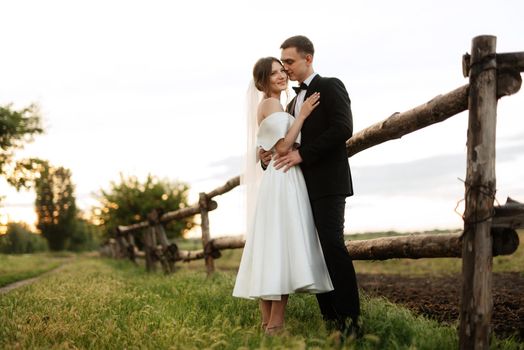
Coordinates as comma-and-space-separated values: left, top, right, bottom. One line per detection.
0, 252, 73, 287
0, 257, 461, 349
0, 231, 521, 349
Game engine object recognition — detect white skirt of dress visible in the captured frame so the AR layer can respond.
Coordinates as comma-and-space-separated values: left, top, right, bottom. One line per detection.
233, 161, 333, 300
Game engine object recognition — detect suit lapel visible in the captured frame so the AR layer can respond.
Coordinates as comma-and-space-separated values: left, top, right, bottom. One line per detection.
305, 74, 321, 99
288, 75, 321, 116
287, 96, 297, 116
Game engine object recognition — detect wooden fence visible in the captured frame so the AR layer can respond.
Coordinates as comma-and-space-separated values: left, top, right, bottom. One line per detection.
100, 35, 524, 349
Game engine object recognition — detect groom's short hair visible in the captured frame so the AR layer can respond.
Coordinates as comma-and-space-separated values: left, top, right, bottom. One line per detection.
281, 35, 315, 56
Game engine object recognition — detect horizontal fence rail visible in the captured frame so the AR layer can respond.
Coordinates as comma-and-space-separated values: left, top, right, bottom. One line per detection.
102, 199, 522, 263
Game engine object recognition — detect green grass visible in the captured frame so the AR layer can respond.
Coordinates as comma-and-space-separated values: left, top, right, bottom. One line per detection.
1, 230, 521, 349
0, 252, 73, 287
174, 237, 203, 251
0, 256, 521, 349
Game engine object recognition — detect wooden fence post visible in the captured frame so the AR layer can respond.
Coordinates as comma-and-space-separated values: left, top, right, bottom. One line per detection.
147, 209, 173, 274
460, 35, 498, 350
116, 235, 129, 259
126, 232, 138, 265
151, 208, 175, 274
143, 226, 157, 272
155, 224, 177, 273
108, 238, 118, 258
127, 232, 137, 248
199, 192, 215, 275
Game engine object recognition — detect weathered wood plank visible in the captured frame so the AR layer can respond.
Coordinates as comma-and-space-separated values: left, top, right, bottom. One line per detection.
205, 176, 241, 199
117, 200, 218, 233
143, 227, 158, 272
346, 84, 469, 158
176, 249, 205, 262
492, 198, 524, 229
496, 52, 524, 72
160, 200, 218, 224
210, 236, 246, 250
345, 229, 518, 260
460, 35, 498, 350
117, 221, 149, 234
199, 192, 215, 275
346, 51, 523, 160
201, 227, 519, 261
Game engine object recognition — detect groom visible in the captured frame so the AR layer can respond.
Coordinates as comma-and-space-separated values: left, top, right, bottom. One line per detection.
262, 35, 360, 335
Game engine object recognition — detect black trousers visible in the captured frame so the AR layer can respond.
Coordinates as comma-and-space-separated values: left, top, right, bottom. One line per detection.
311, 195, 360, 321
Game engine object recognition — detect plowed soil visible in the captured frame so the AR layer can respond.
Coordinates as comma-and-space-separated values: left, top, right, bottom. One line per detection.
358, 272, 524, 340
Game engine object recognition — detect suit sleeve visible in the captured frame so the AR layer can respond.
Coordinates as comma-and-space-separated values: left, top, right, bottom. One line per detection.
298, 78, 353, 165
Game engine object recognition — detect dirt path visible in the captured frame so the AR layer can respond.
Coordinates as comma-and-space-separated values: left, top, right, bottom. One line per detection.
358, 272, 524, 340
0, 262, 72, 295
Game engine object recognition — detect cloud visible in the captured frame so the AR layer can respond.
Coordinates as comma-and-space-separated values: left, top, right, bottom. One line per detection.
198, 140, 524, 197
352, 153, 465, 197
352, 141, 524, 197
194, 155, 242, 183
499, 131, 524, 144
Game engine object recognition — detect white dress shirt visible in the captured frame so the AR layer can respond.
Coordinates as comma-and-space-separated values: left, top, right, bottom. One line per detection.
294, 72, 318, 117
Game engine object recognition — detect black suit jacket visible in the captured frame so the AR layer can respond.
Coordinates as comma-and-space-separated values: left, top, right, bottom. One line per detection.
287, 74, 354, 200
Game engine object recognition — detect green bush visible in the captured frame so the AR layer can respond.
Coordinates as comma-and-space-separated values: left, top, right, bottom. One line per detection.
66, 219, 101, 252
0, 222, 48, 254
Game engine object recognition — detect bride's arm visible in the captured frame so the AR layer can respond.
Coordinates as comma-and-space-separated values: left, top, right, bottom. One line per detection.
274, 93, 319, 156
258, 98, 284, 169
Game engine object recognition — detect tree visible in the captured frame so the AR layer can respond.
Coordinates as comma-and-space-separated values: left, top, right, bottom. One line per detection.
0, 103, 43, 190
0, 222, 48, 254
93, 174, 194, 240
67, 218, 102, 252
35, 162, 78, 251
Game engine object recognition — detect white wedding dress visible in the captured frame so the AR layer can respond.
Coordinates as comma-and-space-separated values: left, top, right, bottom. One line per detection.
233, 112, 333, 300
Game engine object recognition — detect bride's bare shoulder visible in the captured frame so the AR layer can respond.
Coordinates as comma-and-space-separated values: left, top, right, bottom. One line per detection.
258, 98, 284, 122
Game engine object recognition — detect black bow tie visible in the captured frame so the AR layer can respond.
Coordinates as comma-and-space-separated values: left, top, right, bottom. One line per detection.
292, 82, 308, 94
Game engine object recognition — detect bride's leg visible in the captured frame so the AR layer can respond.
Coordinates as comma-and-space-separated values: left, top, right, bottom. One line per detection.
266, 295, 288, 334
259, 300, 271, 330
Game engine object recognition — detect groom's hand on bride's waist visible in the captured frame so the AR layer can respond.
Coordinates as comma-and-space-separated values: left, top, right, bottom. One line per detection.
259, 149, 272, 170
273, 150, 302, 172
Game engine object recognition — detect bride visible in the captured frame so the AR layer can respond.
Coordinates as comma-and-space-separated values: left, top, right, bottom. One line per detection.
233, 57, 333, 335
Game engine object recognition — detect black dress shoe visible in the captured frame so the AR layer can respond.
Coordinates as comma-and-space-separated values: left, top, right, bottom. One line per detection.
323, 319, 339, 332
339, 316, 362, 340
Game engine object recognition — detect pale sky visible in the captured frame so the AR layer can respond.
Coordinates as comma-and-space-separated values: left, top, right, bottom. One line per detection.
1, 0, 523, 237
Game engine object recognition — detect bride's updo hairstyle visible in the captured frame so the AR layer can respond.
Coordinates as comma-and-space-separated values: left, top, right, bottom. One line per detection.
253, 56, 283, 97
